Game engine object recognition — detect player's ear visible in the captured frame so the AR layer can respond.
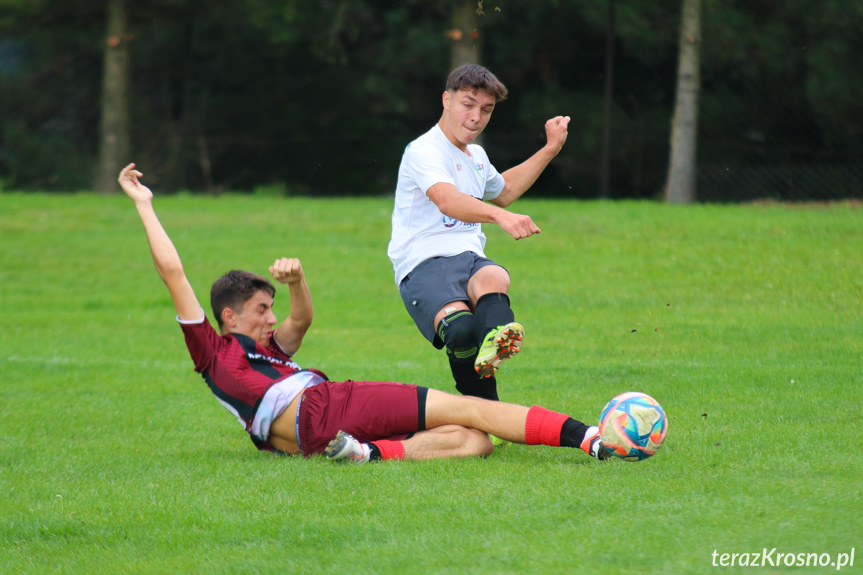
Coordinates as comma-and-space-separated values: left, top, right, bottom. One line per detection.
221, 306, 237, 328
442, 90, 450, 109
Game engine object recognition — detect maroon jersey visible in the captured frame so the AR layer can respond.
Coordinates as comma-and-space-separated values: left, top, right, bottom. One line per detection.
179, 315, 327, 450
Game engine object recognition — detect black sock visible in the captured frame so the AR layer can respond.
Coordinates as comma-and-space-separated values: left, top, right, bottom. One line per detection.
559, 418, 592, 449
450, 356, 499, 401
368, 443, 382, 461
473, 292, 515, 340
437, 310, 499, 400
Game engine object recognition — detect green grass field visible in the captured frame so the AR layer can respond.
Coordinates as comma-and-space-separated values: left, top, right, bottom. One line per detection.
1, 193, 861, 574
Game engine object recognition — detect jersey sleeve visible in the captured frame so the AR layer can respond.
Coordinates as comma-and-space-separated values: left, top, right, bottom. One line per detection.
178, 310, 222, 373
403, 140, 455, 195
477, 147, 505, 200
268, 330, 293, 359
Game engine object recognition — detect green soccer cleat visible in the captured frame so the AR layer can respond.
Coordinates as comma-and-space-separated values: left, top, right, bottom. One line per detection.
489, 434, 511, 448
474, 322, 524, 379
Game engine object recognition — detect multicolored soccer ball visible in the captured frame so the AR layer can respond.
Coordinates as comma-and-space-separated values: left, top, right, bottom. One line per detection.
599, 392, 667, 461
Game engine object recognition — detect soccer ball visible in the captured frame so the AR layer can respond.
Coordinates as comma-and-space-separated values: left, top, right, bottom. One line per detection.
598, 392, 667, 461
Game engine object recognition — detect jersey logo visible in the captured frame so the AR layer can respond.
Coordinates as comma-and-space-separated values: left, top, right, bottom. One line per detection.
442, 215, 458, 228
246, 351, 300, 370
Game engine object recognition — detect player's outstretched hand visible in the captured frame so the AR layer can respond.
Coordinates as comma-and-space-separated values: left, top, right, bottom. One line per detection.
269, 257, 305, 285
118, 163, 153, 203
544, 115, 570, 154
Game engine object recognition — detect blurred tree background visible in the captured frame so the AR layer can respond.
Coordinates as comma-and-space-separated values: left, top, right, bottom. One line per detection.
0, 0, 860, 201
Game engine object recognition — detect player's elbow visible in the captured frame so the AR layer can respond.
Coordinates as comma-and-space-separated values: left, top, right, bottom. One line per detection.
492, 189, 515, 208
427, 186, 461, 216
432, 195, 455, 216
156, 261, 185, 283
295, 317, 313, 334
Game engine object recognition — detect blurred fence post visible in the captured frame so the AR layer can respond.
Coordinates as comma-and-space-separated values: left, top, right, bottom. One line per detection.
665, 0, 701, 204
94, 0, 131, 194
600, 0, 616, 199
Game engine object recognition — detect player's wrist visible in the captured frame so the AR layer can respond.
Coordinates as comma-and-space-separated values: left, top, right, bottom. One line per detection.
542, 142, 564, 157
134, 197, 155, 211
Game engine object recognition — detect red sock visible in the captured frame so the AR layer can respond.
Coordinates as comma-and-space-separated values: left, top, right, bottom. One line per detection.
371, 440, 405, 460
524, 405, 570, 446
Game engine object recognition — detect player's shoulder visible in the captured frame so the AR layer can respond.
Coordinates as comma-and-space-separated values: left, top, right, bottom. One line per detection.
467, 142, 490, 161
403, 136, 448, 171
407, 126, 443, 152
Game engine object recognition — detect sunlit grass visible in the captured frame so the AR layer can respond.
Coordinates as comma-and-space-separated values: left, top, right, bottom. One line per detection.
1, 193, 861, 574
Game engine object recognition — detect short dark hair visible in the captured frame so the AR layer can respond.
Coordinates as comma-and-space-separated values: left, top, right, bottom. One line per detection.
446, 64, 508, 102
210, 269, 276, 328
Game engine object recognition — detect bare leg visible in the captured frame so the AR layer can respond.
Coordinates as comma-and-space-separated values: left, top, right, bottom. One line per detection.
325, 424, 493, 463
423, 389, 603, 458
424, 388, 530, 443
429, 265, 511, 333
325, 391, 600, 463
466, 264, 511, 307
402, 425, 493, 461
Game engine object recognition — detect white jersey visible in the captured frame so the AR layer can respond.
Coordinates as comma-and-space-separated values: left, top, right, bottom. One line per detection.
388, 124, 506, 285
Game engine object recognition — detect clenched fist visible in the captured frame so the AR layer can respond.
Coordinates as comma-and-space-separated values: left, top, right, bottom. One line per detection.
269, 257, 304, 285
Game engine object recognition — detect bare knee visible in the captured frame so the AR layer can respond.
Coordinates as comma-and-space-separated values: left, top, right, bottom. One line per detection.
459, 427, 494, 457
468, 265, 511, 300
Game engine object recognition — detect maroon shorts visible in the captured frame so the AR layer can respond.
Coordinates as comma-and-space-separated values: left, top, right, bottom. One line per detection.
297, 380, 428, 455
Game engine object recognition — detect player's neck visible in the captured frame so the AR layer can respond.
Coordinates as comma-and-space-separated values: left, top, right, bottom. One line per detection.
438, 117, 468, 153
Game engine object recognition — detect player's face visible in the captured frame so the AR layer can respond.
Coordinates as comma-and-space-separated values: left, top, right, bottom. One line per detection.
440, 88, 496, 151
235, 290, 278, 346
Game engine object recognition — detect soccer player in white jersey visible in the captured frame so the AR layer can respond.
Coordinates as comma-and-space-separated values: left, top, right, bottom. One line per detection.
388, 64, 570, 408
117, 163, 608, 463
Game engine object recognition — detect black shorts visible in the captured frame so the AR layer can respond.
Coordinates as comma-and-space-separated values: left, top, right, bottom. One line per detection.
398, 251, 504, 348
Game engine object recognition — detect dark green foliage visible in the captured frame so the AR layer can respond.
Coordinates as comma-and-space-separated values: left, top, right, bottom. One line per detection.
0, 0, 860, 199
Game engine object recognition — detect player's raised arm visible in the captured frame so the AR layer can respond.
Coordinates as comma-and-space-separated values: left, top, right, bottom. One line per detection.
492, 115, 570, 208
118, 163, 203, 321
269, 257, 313, 355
